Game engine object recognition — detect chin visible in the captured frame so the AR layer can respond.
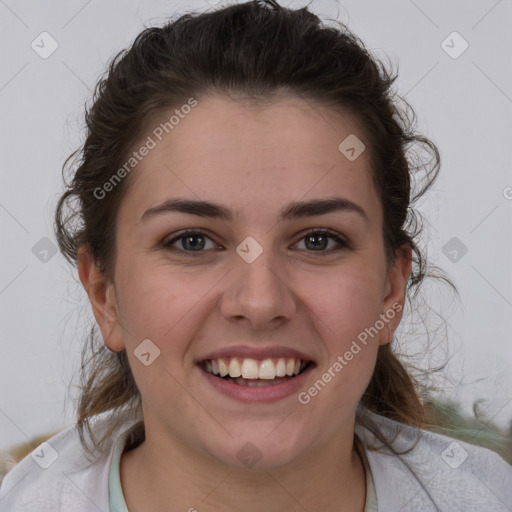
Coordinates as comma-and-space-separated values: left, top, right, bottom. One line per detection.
206, 429, 307, 471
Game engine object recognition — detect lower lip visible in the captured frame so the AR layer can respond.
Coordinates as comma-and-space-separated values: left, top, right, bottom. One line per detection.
198, 364, 314, 403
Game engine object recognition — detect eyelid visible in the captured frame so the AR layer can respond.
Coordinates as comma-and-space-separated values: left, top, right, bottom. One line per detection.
293, 228, 351, 252
162, 228, 351, 255
162, 229, 221, 252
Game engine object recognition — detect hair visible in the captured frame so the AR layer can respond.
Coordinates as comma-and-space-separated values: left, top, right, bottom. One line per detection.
55, 0, 458, 458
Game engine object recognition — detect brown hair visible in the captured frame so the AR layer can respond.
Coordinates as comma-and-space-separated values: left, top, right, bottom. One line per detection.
55, 0, 455, 457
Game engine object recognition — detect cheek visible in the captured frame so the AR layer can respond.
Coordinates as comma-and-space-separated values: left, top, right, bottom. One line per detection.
308, 266, 385, 335
304, 266, 384, 400
306, 273, 382, 404
114, 267, 189, 343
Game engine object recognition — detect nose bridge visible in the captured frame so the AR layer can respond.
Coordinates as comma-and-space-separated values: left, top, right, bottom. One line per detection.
221, 240, 296, 328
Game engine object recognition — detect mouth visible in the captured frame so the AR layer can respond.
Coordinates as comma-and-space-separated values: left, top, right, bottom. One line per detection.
199, 356, 314, 387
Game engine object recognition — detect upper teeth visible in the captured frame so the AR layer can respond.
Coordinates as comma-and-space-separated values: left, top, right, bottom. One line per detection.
203, 357, 306, 379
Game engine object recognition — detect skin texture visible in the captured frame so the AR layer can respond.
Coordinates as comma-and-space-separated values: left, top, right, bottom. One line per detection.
78, 94, 411, 511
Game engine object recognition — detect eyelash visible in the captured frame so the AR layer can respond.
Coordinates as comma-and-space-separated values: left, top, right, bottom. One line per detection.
162, 229, 350, 257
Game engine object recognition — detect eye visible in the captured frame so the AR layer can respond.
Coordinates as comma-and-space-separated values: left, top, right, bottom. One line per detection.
162, 229, 349, 256
162, 230, 221, 255
292, 229, 350, 255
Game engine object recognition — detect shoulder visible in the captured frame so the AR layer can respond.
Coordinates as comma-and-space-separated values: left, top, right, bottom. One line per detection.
355, 406, 512, 512
0, 415, 139, 512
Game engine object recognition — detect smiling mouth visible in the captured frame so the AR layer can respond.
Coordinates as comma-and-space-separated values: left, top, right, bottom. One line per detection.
200, 356, 313, 387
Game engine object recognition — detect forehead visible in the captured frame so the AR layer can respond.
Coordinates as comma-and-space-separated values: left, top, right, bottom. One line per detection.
119, 95, 379, 225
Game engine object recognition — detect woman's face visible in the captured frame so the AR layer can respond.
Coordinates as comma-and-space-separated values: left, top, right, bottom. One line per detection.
81, 94, 410, 469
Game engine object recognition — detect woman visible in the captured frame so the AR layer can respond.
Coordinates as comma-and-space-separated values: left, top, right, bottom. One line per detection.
1, 1, 510, 510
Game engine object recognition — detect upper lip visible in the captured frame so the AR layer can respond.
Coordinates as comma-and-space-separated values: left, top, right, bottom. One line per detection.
196, 345, 315, 363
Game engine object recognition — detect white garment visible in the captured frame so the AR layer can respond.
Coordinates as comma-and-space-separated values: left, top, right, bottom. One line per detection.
1, 405, 511, 511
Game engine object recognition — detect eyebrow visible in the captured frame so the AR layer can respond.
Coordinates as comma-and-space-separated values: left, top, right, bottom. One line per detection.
139, 197, 369, 224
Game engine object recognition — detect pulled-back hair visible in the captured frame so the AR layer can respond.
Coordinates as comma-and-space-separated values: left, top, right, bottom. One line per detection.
55, 0, 454, 456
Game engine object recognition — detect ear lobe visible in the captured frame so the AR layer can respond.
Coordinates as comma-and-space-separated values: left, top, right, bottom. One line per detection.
77, 245, 125, 352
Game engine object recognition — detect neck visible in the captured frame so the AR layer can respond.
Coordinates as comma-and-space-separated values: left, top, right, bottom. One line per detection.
120, 419, 366, 512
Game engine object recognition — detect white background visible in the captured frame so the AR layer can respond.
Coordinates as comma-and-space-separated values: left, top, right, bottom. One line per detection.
1, 0, 511, 451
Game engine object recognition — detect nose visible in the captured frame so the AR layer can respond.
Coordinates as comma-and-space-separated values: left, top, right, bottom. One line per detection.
219, 247, 297, 331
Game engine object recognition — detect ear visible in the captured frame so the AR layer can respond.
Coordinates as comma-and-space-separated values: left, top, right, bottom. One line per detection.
77, 244, 125, 352
379, 243, 412, 346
